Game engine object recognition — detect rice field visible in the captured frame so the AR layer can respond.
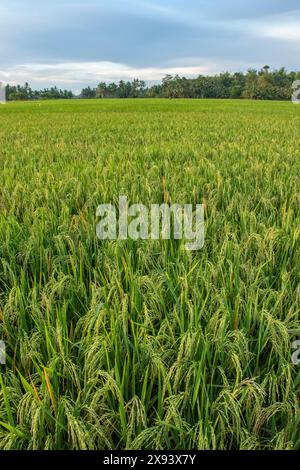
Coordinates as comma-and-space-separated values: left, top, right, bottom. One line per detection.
0, 98, 299, 450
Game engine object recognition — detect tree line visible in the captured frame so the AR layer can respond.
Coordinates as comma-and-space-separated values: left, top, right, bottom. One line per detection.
5, 83, 74, 101
4, 67, 300, 101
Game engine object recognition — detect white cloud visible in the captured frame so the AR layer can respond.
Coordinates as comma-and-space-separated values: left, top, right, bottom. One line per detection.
0, 60, 224, 90
261, 23, 300, 41
0, 57, 267, 92
245, 10, 300, 42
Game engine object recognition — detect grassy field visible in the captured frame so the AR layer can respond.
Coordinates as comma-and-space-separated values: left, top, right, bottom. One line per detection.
0, 98, 299, 450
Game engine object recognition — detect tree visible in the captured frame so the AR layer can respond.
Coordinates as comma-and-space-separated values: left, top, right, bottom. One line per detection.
81, 86, 96, 98
96, 82, 107, 98
243, 70, 259, 99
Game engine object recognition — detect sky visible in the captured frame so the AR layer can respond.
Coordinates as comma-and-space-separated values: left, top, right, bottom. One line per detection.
0, 0, 299, 92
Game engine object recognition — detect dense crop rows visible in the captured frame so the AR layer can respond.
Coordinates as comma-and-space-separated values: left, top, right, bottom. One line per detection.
0, 99, 299, 449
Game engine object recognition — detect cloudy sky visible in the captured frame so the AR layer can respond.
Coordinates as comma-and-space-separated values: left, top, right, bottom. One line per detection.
0, 0, 299, 91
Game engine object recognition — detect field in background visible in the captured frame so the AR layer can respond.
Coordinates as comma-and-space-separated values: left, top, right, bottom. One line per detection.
0, 99, 299, 450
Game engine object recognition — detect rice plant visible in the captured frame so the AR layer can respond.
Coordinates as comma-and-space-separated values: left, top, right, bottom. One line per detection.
0, 98, 299, 450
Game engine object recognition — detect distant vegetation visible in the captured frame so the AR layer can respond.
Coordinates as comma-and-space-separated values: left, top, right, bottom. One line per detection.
6, 83, 74, 101
5, 66, 300, 101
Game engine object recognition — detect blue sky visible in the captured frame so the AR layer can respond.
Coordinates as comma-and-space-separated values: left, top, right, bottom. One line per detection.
0, 0, 299, 91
